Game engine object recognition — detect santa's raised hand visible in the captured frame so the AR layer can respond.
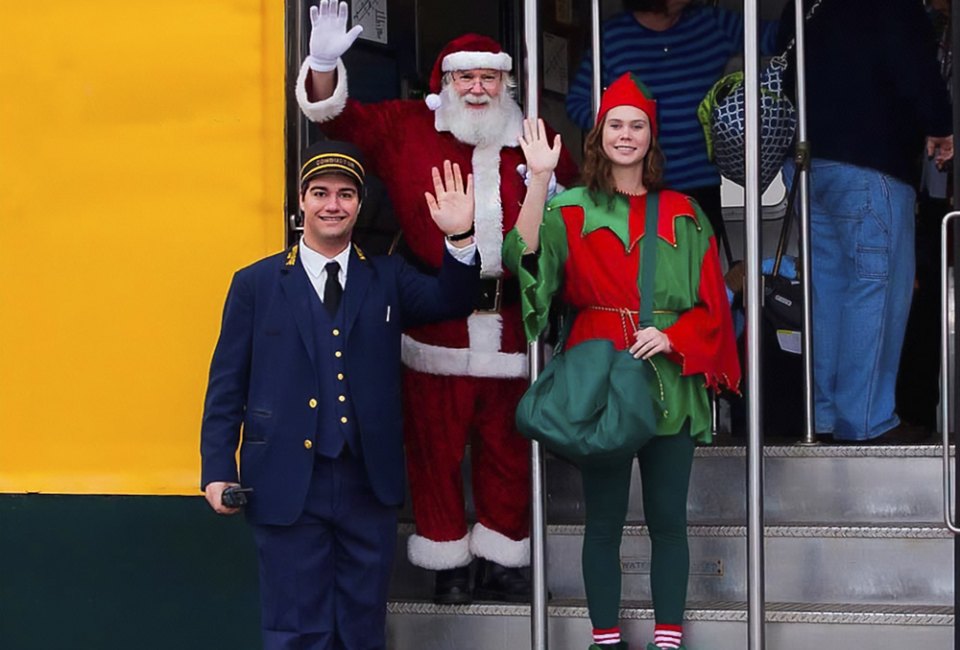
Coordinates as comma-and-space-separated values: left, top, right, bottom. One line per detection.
306, 0, 363, 72
424, 161, 475, 242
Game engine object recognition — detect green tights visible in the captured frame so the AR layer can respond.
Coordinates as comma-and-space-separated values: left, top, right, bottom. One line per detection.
580, 429, 696, 628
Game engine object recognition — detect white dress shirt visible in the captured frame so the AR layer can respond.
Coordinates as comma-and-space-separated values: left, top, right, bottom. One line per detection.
298, 236, 476, 302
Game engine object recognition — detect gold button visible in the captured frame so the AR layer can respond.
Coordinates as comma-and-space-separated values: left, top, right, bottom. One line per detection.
332, 328, 340, 336
340, 416, 348, 424
304, 439, 313, 449
338, 395, 346, 402
337, 373, 344, 381
334, 351, 342, 358
308, 398, 318, 408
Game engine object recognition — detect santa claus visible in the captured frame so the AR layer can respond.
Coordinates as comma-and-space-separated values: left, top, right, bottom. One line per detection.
296, 0, 578, 603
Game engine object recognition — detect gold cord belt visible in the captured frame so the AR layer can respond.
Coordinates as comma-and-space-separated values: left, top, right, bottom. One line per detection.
582, 305, 678, 346
583, 306, 640, 347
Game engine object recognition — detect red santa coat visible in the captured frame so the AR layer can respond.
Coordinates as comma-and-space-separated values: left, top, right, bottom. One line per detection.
297, 61, 579, 380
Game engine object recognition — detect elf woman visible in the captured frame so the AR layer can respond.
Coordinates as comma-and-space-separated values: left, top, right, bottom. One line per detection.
502, 73, 740, 650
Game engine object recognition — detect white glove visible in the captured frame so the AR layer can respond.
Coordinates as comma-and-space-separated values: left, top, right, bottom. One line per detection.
516, 164, 562, 200
306, 0, 363, 72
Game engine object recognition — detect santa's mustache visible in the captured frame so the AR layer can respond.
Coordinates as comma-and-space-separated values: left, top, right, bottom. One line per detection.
436, 82, 522, 147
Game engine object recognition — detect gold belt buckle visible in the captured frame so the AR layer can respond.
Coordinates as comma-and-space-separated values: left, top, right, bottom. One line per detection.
474, 277, 503, 314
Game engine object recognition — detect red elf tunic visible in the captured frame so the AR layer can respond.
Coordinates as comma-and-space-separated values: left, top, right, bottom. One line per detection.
503, 188, 740, 440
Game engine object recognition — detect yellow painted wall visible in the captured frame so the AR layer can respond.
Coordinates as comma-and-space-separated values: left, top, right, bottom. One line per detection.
0, 1, 285, 494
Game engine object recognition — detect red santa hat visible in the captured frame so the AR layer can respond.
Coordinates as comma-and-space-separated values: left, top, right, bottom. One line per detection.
596, 72, 658, 137
424, 34, 513, 111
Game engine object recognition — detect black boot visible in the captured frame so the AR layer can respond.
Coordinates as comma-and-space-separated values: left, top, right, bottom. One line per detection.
433, 565, 472, 605
473, 558, 532, 602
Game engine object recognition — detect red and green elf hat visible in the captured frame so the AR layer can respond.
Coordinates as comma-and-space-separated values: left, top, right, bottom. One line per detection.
596, 72, 658, 137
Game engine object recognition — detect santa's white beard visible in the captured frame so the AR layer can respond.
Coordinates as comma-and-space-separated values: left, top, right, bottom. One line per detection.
436, 85, 523, 147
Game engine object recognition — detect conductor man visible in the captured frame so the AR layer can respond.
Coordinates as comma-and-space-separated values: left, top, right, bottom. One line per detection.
200, 139, 479, 650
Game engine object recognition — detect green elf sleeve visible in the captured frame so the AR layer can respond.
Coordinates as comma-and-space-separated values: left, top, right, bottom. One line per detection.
661, 198, 741, 394
502, 199, 570, 343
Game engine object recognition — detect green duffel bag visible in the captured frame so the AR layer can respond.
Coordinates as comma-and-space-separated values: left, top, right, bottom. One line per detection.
515, 192, 665, 467
515, 338, 663, 467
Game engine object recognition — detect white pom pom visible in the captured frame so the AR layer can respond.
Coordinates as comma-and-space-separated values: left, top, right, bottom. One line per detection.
425, 94, 442, 111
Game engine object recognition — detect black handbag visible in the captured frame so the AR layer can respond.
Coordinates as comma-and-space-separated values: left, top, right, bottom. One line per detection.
763, 160, 804, 332
515, 193, 665, 466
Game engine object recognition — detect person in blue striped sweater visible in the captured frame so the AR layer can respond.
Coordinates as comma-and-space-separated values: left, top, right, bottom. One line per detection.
566, 0, 778, 260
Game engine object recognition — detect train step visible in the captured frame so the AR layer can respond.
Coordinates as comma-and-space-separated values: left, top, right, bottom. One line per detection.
401, 443, 951, 525
389, 522, 953, 606
545, 442, 950, 525
388, 441, 955, 648
386, 599, 953, 650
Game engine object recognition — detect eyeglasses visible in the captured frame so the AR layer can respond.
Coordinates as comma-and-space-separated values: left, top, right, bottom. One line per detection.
450, 72, 502, 90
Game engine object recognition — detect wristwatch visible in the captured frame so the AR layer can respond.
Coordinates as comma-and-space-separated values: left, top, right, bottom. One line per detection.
447, 225, 475, 242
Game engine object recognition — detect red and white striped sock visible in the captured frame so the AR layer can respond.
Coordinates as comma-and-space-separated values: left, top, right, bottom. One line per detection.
592, 627, 621, 645
653, 623, 683, 648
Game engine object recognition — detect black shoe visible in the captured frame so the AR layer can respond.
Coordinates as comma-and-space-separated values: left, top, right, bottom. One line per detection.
473, 558, 532, 602
433, 566, 472, 605
833, 422, 933, 445
878, 422, 934, 444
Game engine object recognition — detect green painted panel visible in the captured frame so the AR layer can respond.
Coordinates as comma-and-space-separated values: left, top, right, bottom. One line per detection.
0, 494, 260, 650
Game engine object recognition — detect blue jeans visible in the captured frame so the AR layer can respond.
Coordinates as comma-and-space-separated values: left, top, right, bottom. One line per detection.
785, 159, 916, 440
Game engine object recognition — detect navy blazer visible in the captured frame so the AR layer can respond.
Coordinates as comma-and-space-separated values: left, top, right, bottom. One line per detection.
200, 243, 478, 525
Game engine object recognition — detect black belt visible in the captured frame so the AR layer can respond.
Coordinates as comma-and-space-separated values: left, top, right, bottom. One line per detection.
476, 277, 520, 313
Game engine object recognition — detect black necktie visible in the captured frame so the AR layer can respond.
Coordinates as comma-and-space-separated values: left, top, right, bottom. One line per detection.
323, 261, 342, 316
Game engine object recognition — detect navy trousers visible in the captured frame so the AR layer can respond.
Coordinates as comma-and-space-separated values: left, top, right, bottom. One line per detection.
250, 452, 398, 650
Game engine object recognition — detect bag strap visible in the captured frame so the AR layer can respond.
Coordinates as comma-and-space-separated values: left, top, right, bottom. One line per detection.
771, 156, 805, 277
638, 192, 660, 328
711, 202, 735, 267
775, 0, 826, 67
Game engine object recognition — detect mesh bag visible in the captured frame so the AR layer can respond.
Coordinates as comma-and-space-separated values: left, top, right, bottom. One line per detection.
698, 55, 797, 191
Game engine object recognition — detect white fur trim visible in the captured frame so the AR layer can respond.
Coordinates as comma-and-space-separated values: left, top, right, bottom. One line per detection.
500, 104, 524, 149
425, 93, 442, 111
470, 522, 530, 567
472, 144, 504, 276
408, 533, 472, 570
401, 334, 528, 378
442, 51, 512, 73
296, 59, 349, 123
467, 313, 501, 353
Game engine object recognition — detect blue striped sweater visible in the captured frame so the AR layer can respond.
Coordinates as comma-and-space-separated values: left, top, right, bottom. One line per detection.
566, 7, 778, 190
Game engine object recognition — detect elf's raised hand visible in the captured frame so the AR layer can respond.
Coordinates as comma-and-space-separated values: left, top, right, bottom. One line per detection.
518, 118, 562, 179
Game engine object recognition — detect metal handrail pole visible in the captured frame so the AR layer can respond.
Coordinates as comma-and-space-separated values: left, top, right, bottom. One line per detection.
941, 212, 960, 534
951, 7, 960, 647
523, 0, 539, 123
743, 0, 766, 648
591, 0, 601, 117
522, 2, 548, 647
711, 392, 719, 437
287, 0, 310, 238
794, 0, 816, 446
528, 345, 548, 650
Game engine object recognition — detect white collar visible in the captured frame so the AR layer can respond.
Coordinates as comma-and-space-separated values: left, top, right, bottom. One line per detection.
298, 237, 351, 280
